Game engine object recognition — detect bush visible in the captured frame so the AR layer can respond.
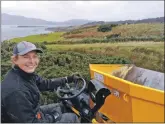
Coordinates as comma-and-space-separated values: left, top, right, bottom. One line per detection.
97, 24, 112, 32
97, 24, 118, 32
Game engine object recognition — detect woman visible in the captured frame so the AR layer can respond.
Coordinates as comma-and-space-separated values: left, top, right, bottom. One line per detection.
1, 41, 80, 123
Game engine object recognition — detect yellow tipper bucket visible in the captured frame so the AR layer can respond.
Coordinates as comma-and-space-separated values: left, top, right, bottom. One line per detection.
89, 64, 164, 122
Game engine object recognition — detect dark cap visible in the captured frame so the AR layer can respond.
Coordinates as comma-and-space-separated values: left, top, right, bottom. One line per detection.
13, 41, 43, 56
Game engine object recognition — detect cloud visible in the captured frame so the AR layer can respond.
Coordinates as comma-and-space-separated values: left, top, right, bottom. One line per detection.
1, 1, 164, 21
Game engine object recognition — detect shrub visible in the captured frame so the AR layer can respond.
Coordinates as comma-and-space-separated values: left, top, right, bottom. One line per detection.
97, 24, 118, 32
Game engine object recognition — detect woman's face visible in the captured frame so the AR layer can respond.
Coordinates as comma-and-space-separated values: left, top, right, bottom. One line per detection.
13, 51, 40, 73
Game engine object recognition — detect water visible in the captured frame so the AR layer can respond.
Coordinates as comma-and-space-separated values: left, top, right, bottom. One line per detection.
1, 25, 62, 42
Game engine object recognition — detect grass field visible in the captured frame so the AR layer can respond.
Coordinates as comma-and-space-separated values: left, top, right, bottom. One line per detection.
10, 32, 65, 43
47, 42, 163, 51
46, 42, 164, 72
112, 23, 164, 37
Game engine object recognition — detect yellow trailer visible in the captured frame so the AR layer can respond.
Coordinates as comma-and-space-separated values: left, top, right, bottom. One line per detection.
89, 64, 164, 122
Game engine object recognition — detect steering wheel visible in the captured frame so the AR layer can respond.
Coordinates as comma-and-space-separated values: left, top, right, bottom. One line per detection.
56, 77, 86, 100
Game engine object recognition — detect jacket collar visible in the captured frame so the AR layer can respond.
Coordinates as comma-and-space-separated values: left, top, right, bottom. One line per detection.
12, 65, 36, 82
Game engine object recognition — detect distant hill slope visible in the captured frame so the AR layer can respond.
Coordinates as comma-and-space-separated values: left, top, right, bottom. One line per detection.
1, 13, 94, 26
82, 17, 164, 26
63, 23, 164, 39
108, 17, 164, 24
135, 17, 164, 23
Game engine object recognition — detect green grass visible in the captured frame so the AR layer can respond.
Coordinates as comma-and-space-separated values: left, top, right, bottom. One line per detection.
10, 32, 65, 43
112, 23, 164, 37
46, 42, 164, 72
46, 42, 163, 52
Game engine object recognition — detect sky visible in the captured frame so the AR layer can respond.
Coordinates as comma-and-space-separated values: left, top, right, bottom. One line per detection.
1, 1, 164, 22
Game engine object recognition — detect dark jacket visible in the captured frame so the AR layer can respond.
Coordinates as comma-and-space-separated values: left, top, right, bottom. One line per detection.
1, 66, 66, 123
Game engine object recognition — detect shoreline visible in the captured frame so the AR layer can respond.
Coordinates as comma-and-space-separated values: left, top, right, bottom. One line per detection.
17, 25, 46, 28
1, 25, 76, 42
2, 31, 52, 42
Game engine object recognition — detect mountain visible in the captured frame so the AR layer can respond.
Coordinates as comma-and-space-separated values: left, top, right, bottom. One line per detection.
135, 17, 164, 23
82, 17, 164, 27
107, 17, 164, 24
1, 13, 56, 25
82, 21, 105, 27
60, 19, 94, 26
1, 13, 94, 26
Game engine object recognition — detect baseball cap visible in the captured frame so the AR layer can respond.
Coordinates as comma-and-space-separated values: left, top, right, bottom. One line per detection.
13, 41, 43, 56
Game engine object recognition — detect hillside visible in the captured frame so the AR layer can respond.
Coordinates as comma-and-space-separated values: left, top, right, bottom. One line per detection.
82, 17, 164, 27
62, 23, 164, 41
107, 17, 164, 24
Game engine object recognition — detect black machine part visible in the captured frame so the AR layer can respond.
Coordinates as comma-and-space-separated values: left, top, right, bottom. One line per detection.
56, 77, 86, 100
88, 79, 111, 115
58, 78, 111, 122
65, 79, 111, 122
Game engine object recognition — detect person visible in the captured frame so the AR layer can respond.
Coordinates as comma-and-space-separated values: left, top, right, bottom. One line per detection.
1, 41, 80, 123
